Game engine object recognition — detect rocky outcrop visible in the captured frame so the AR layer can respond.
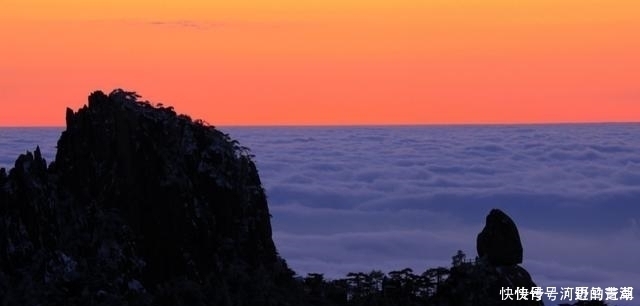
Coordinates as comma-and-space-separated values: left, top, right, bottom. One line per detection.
436, 209, 543, 306
477, 209, 524, 265
0, 89, 301, 306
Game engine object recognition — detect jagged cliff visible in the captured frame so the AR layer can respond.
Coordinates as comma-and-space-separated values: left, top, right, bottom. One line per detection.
0, 90, 299, 306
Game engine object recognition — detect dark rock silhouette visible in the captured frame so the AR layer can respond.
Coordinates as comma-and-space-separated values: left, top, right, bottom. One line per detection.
0, 90, 551, 306
291, 209, 546, 306
0, 89, 301, 306
477, 208, 524, 265
435, 209, 543, 306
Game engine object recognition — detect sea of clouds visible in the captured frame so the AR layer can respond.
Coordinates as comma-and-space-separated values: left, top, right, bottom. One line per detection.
2, 124, 639, 304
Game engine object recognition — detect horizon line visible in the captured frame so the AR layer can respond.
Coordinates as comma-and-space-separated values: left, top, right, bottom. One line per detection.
1, 121, 639, 129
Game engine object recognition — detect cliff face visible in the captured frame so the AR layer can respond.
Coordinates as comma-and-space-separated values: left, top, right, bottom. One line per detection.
0, 90, 297, 306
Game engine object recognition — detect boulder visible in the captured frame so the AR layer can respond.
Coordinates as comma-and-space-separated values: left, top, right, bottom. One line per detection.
477, 208, 524, 266
436, 209, 543, 306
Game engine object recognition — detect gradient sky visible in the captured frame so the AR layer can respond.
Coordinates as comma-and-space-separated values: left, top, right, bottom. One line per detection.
1, 0, 639, 126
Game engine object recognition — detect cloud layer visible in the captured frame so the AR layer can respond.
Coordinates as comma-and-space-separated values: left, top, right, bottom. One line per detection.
222, 124, 640, 300
2, 124, 639, 303
0, 128, 61, 170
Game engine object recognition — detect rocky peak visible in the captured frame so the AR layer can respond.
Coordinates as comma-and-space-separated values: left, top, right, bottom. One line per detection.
0, 89, 299, 306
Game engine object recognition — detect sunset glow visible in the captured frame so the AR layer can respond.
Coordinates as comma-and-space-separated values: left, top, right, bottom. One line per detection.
1, 0, 639, 126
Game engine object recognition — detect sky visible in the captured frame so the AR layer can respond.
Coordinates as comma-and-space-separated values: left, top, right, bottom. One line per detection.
1, 0, 639, 126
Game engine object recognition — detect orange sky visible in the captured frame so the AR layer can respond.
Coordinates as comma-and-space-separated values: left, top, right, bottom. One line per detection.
1, 0, 639, 126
